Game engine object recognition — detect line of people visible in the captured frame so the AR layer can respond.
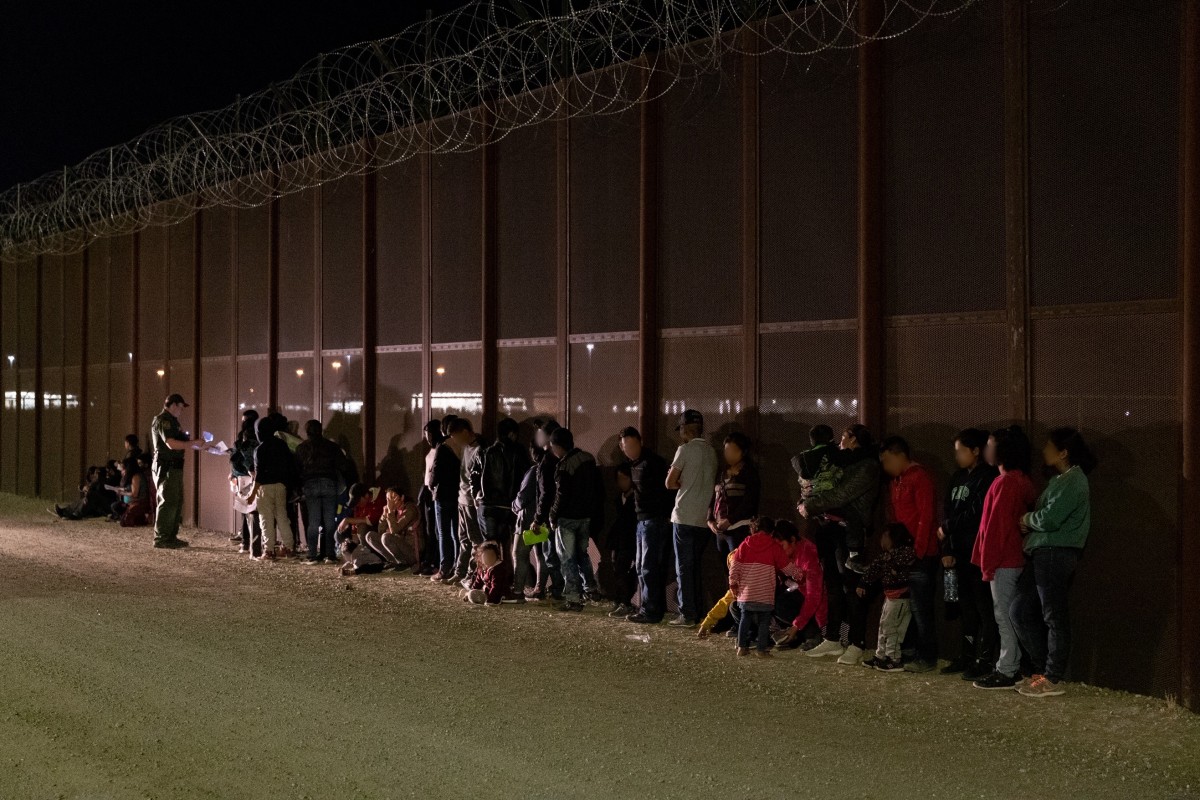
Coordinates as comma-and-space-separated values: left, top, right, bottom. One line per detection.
137, 390, 1096, 700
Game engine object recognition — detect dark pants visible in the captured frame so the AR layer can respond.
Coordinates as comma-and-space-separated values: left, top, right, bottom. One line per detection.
816, 520, 867, 647
673, 523, 710, 621
715, 527, 750, 561
538, 538, 564, 598
733, 602, 774, 652
420, 501, 439, 570
434, 500, 458, 575
1010, 547, 1080, 683
635, 518, 669, 620
303, 477, 338, 560
610, 541, 638, 606
956, 559, 998, 665
480, 507, 516, 550
905, 557, 939, 664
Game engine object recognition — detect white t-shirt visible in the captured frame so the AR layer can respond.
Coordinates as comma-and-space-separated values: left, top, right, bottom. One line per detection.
670, 437, 718, 527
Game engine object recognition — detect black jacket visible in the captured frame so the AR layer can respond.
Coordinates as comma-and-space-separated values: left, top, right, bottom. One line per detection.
628, 450, 673, 521
941, 463, 999, 558
430, 443, 460, 504
549, 448, 603, 525
296, 435, 351, 484
534, 451, 560, 526
512, 462, 539, 520
254, 435, 299, 488
471, 438, 531, 511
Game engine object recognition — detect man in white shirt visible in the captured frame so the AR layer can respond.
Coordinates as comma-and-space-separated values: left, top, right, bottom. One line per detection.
665, 409, 718, 626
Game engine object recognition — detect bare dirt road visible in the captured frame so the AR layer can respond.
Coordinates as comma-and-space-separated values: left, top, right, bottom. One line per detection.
1, 493, 1197, 800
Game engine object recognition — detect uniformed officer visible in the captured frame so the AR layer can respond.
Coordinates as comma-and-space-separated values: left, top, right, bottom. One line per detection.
150, 393, 206, 548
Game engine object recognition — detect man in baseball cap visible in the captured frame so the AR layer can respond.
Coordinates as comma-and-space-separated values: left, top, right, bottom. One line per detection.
665, 408, 717, 626
149, 393, 205, 548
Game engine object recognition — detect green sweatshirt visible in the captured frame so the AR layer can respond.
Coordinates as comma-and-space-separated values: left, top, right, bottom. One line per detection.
1021, 466, 1091, 552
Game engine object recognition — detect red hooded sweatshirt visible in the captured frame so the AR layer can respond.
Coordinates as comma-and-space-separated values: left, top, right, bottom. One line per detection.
971, 469, 1038, 581
889, 463, 938, 559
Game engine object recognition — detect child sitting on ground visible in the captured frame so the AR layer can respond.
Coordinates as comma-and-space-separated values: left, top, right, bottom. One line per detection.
857, 523, 918, 672
727, 517, 804, 658
459, 541, 513, 606
698, 517, 775, 640
337, 527, 387, 576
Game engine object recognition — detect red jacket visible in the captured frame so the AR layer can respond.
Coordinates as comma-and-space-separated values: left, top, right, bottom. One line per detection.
889, 463, 938, 559
729, 532, 802, 606
352, 494, 386, 527
788, 538, 827, 631
470, 560, 514, 605
971, 469, 1038, 581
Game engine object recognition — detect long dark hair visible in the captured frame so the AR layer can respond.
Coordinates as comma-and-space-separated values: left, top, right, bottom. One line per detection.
992, 425, 1032, 474
1048, 427, 1098, 475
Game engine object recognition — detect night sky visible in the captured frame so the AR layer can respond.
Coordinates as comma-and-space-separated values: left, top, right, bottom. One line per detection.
0, 1, 471, 193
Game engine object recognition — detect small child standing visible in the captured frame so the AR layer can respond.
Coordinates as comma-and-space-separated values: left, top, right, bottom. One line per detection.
698, 517, 775, 640
858, 523, 918, 672
460, 541, 513, 606
727, 519, 804, 658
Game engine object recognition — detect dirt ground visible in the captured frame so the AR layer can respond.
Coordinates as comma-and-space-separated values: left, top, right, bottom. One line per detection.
1, 494, 1197, 800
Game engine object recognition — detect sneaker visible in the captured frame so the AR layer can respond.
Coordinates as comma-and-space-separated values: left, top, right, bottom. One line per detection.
667, 614, 697, 628
805, 639, 846, 659
877, 658, 906, 673
153, 538, 190, 549
626, 611, 660, 624
500, 593, 526, 605
724, 629, 738, 639
459, 577, 474, 590
973, 672, 1020, 690
754, 650, 774, 659
1018, 675, 1066, 698
443, 575, 463, 586
940, 657, 971, 675
303, 558, 321, 566
735, 647, 750, 657
322, 557, 338, 565
836, 644, 864, 665
530, 590, 547, 602
861, 655, 885, 669
583, 591, 607, 604
904, 659, 936, 673
429, 571, 446, 583
277, 547, 294, 559
556, 601, 584, 613
844, 553, 867, 574
962, 661, 991, 681
608, 602, 632, 618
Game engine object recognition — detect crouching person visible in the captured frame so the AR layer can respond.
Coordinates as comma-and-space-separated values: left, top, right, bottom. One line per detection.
338, 527, 387, 576
365, 487, 422, 572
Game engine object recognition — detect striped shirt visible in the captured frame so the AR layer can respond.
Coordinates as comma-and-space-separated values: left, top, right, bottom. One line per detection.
728, 532, 803, 606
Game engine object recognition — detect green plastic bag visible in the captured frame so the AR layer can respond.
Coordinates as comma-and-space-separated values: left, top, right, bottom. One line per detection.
522, 524, 551, 547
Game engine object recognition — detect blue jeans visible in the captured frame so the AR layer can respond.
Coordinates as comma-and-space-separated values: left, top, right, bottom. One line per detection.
635, 518, 669, 621
434, 500, 459, 575
735, 601, 773, 652
555, 518, 591, 603
538, 538, 563, 598
1010, 547, 1080, 683
480, 507, 515, 546
673, 523, 710, 621
904, 557, 939, 663
303, 478, 339, 560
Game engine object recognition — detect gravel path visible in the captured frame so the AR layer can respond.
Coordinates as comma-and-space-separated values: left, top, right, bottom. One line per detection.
1, 493, 1197, 800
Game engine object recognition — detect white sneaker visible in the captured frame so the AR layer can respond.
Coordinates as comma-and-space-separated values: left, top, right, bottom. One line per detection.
805, 639, 846, 658
836, 644, 864, 665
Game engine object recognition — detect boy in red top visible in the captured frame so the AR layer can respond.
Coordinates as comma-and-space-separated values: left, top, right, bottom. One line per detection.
879, 436, 939, 671
728, 520, 804, 658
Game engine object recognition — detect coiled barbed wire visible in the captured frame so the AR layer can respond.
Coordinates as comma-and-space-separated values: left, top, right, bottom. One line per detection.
0, 0, 981, 260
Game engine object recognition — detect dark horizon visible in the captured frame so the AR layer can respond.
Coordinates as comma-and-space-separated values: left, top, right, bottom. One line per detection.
0, 1, 471, 193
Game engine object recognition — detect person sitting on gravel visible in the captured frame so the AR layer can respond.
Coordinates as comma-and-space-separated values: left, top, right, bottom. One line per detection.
53, 466, 110, 520
459, 541, 512, 605
334, 483, 385, 557
337, 527, 387, 576
363, 487, 421, 573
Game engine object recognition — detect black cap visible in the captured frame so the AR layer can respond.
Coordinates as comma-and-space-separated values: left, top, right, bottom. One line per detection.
675, 409, 704, 430
165, 393, 189, 408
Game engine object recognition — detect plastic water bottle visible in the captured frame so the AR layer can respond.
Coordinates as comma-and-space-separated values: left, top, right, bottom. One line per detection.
943, 567, 960, 604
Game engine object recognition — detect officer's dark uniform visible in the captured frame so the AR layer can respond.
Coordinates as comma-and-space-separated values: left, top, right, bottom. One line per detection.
150, 396, 188, 545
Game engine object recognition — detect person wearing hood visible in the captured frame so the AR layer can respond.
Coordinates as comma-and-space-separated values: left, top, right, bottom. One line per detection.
727, 518, 805, 657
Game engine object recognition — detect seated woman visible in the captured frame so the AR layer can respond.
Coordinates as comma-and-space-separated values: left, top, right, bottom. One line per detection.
53, 467, 110, 520
365, 487, 422, 572
113, 456, 153, 527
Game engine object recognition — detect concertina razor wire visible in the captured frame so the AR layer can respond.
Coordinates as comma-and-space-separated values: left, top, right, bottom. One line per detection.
0, 0, 981, 260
